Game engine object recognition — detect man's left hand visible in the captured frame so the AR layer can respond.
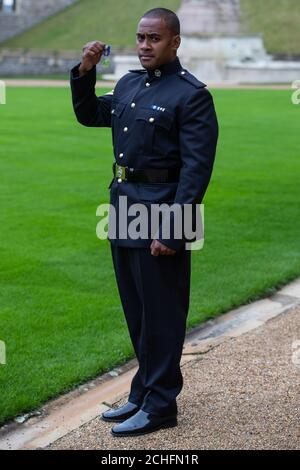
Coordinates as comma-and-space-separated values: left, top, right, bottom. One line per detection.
150, 240, 176, 256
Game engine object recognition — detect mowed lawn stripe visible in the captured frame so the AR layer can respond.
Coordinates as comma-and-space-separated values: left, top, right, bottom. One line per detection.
0, 87, 299, 424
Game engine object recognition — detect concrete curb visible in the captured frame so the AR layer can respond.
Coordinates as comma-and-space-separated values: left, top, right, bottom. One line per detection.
1, 277, 300, 450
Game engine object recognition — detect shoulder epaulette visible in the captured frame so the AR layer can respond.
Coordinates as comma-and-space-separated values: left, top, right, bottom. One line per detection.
178, 70, 206, 88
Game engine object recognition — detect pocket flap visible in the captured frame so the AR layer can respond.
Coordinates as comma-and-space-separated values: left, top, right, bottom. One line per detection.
135, 108, 173, 130
112, 101, 126, 118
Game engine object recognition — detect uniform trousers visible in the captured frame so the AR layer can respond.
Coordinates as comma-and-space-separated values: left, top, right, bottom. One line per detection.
110, 243, 191, 417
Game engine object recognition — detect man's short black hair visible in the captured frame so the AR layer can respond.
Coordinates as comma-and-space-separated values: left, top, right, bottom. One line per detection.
141, 8, 180, 36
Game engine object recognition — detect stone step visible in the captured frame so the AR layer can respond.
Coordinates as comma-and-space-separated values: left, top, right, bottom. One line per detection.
178, 0, 242, 36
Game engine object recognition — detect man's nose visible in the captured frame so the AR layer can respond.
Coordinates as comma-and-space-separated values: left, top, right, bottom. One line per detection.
140, 39, 151, 51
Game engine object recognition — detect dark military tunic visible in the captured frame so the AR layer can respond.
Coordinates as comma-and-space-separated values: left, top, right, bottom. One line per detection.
70, 56, 218, 416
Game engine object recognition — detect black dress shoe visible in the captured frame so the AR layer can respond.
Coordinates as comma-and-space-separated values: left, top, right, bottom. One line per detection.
101, 402, 139, 423
111, 409, 177, 437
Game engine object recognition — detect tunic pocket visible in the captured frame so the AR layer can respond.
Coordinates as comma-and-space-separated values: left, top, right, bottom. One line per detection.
135, 108, 173, 154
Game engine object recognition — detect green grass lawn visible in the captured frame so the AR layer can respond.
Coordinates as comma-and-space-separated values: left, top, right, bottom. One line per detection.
1, 0, 299, 55
241, 0, 300, 55
0, 86, 299, 425
1, 0, 181, 50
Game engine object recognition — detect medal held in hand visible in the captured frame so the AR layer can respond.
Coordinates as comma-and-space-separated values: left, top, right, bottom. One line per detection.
101, 45, 111, 68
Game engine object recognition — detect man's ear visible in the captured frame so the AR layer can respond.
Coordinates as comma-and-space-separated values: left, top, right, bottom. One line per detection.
172, 35, 181, 51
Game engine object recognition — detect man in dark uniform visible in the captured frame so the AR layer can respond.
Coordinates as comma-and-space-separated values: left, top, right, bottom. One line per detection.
70, 8, 218, 437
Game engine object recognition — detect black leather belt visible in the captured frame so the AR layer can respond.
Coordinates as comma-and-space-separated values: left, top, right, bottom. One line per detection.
113, 163, 180, 183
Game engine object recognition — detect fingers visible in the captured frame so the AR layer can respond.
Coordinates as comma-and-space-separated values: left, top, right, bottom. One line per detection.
86, 50, 100, 58
150, 240, 176, 256
163, 247, 176, 256
88, 46, 102, 55
83, 41, 105, 54
150, 240, 160, 256
82, 42, 105, 65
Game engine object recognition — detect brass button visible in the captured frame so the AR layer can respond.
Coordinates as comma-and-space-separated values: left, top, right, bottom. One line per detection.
117, 178, 122, 183
111, 109, 115, 114
119, 153, 124, 158
149, 117, 155, 123
154, 69, 161, 77
123, 127, 128, 132
145, 82, 150, 87
181, 71, 186, 75
131, 102, 136, 108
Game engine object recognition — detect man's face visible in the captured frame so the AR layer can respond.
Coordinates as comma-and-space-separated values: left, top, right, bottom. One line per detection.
136, 17, 180, 70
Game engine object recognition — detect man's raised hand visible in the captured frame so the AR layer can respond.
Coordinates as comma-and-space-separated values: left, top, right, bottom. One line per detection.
79, 41, 106, 76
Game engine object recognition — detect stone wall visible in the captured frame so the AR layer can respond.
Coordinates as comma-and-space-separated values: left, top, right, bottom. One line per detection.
0, 0, 77, 43
0, 48, 117, 76
177, 0, 243, 36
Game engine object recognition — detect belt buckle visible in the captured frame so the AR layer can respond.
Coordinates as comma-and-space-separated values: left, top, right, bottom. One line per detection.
116, 164, 127, 182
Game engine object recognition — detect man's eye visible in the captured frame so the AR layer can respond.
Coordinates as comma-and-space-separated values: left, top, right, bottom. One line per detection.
136, 35, 160, 42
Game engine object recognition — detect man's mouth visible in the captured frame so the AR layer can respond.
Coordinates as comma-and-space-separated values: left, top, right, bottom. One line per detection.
140, 55, 154, 60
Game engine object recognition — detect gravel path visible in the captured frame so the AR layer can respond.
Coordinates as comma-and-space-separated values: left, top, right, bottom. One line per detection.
48, 306, 300, 450
3, 79, 291, 90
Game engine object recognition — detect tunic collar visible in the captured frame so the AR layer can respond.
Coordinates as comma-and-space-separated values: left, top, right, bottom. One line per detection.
146, 56, 182, 79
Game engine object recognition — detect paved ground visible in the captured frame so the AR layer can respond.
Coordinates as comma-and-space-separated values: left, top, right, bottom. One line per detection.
3, 79, 115, 88
3, 79, 292, 89
48, 305, 300, 450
